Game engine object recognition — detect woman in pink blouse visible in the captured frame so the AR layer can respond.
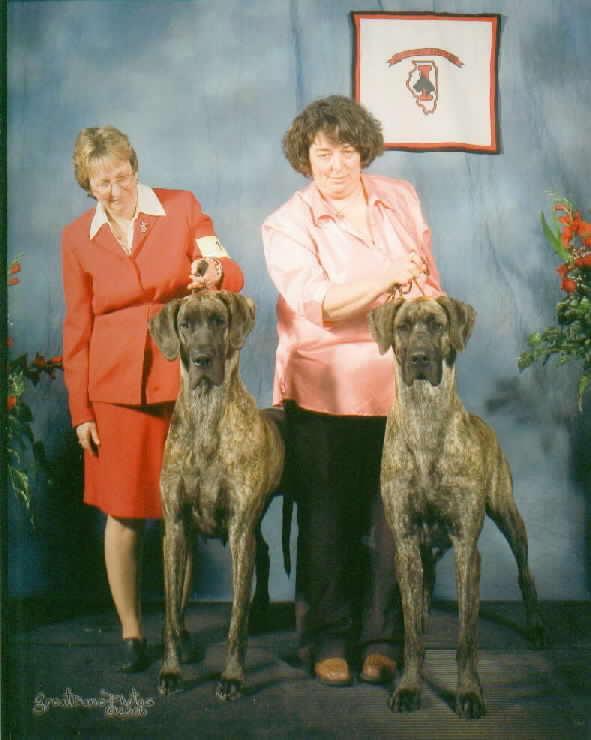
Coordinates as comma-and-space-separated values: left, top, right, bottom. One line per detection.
263, 96, 442, 687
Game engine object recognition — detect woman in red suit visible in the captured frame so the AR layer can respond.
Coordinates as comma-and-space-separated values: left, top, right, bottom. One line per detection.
62, 126, 244, 671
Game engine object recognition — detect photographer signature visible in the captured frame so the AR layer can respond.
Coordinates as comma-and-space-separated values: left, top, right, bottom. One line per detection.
32, 687, 156, 720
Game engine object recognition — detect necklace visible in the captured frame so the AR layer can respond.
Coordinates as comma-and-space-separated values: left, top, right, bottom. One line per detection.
326, 189, 375, 245
326, 185, 366, 219
107, 198, 138, 253
108, 216, 132, 253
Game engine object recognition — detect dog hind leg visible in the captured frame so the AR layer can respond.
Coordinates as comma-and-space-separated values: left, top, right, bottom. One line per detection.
177, 545, 194, 663
420, 546, 437, 629
249, 520, 271, 634
486, 494, 545, 648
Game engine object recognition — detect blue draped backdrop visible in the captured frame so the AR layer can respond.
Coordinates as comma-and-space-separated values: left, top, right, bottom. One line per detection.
7, 0, 591, 602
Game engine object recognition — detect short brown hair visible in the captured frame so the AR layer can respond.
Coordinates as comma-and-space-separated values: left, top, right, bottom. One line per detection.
282, 95, 384, 176
72, 126, 138, 195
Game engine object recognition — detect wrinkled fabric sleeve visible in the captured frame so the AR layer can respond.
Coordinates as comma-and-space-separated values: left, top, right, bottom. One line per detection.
189, 193, 244, 292
262, 219, 331, 325
217, 257, 245, 292
61, 233, 95, 427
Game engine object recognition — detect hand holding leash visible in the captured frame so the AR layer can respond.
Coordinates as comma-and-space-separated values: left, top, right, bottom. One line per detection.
387, 251, 428, 301
188, 257, 224, 292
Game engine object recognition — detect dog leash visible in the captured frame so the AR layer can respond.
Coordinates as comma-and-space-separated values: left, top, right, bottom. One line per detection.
387, 266, 429, 303
385, 250, 430, 303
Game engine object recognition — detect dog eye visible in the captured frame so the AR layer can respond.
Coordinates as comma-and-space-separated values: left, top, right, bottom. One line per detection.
429, 319, 444, 332
178, 320, 190, 330
397, 322, 410, 333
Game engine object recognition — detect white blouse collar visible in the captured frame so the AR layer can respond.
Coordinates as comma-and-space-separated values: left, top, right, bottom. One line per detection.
89, 183, 166, 239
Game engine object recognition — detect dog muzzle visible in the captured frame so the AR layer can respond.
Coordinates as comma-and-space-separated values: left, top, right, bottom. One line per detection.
402, 348, 442, 387
188, 351, 225, 388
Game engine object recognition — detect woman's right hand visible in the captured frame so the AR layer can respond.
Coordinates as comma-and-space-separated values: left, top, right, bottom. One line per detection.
322, 251, 428, 322
76, 421, 100, 455
188, 258, 223, 291
384, 252, 426, 292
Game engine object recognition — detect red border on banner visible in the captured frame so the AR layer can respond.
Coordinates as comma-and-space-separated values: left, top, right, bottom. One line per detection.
351, 12, 501, 154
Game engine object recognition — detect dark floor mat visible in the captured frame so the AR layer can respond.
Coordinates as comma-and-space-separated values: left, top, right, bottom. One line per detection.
5, 601, 591, 739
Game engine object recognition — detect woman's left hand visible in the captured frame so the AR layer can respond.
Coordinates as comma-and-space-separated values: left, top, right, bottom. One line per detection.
188, 257, 223, 290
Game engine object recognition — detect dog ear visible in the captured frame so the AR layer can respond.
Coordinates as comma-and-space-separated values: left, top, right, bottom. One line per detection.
368, 298, 404, 355
218, 291, 256, 350
436, 296, 476, 352
149, 299, 183, 360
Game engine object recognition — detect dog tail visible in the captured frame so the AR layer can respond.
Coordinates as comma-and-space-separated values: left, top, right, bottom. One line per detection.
281, 495, 293, 576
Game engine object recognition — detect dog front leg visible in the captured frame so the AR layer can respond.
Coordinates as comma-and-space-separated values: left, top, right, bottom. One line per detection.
453, 538, 486, 719
389, 534, 424, 713
216, 514, 257, 701
159, 508, 191, 695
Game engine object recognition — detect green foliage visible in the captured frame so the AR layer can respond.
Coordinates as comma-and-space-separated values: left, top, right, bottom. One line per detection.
7, 258, 63, 525
540, 211, 570, 262
519, 199, 591, 411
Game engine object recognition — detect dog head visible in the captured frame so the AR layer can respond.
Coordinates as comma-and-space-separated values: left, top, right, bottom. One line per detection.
368, 296, 476, 387
149, 290, 256, 390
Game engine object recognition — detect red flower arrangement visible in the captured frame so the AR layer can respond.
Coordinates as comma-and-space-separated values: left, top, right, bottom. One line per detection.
519, 197, 591, 410
8, 259, 21, 286
7, 258, 63, 524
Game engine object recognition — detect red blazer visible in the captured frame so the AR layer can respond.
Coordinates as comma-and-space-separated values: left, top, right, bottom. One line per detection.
61, 188, 244, 427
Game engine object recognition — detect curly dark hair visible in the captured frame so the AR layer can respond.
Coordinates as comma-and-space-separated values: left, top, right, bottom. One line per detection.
282, 95, 384, 176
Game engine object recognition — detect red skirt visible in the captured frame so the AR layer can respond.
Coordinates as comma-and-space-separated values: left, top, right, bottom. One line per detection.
83, 401, 174, 519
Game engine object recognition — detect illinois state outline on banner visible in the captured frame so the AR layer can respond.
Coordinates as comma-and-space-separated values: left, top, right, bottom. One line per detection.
353, 13, 500, 152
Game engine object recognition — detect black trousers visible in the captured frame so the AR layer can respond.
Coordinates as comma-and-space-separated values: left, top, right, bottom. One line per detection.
285, 402, 400, 665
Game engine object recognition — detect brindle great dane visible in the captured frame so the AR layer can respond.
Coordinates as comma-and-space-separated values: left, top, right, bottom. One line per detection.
369, 295, 544, 719
149, 290, 285, 701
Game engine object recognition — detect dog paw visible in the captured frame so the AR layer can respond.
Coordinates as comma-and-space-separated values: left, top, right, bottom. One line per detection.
216, 678, 243, 702
159, 671, 183, 696
455, 690, 486, 719
388, 687, 421, 713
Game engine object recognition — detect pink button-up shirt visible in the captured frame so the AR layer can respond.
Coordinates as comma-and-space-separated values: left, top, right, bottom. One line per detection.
262, 174, 443, 416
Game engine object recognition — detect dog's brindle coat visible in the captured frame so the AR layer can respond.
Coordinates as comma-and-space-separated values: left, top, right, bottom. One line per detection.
149, 290, 284, 700
369, 296, 544, 719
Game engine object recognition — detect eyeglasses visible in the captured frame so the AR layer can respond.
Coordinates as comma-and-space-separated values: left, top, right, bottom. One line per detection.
90, 171, 136, 194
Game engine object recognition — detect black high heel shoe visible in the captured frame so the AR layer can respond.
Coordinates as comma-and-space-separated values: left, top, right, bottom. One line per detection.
119, 638, 149, 673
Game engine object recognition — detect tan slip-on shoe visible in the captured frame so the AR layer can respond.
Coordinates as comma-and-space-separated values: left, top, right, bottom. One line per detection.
360, 653, 397, 684
314, 657, 353, 687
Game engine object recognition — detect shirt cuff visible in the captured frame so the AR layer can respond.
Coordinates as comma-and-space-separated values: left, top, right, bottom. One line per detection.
196, 235, 229, 258
219, 258, 245, 292
302, 282, 330, 325
71, 411, 95, 429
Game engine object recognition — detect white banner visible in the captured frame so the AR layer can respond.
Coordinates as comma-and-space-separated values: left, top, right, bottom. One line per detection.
352, 12, 500, 153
